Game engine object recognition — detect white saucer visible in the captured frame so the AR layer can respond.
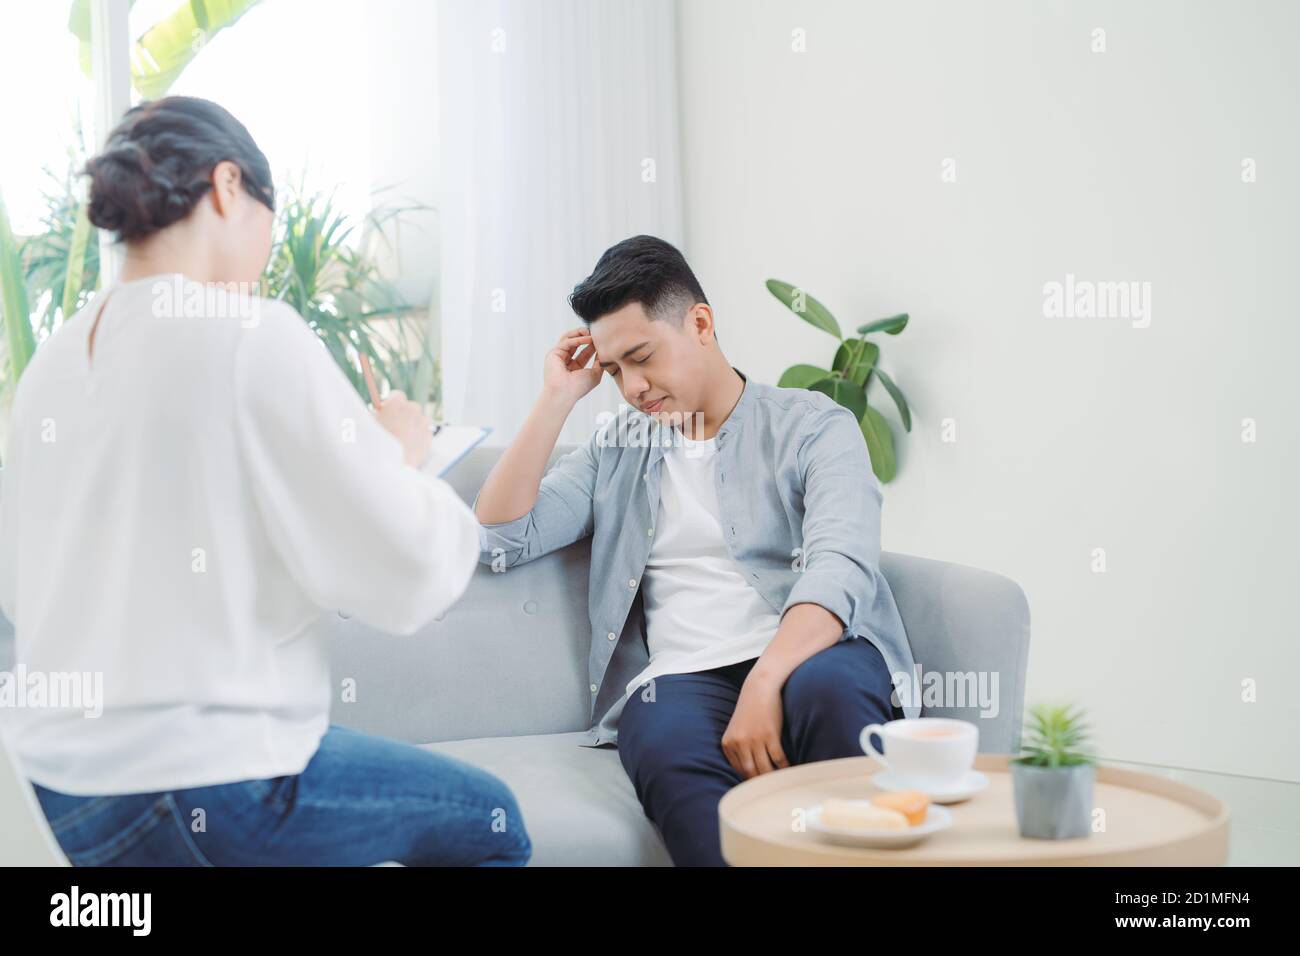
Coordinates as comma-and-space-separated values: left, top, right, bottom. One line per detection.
807, 803, 952, 848
870, 769, 989, 804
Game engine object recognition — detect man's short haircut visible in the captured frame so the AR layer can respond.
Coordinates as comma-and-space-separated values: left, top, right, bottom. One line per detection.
568, 235, 709, 328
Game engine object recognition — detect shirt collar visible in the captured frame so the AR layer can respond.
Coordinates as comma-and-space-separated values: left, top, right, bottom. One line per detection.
715, 366, 752, 441
648, 366, 752, 465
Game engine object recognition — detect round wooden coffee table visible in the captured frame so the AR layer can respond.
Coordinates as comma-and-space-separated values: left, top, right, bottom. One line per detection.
719, 753, 1229, 866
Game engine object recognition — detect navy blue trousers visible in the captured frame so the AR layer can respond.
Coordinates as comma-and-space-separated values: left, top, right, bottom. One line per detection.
617, 635, 901, 866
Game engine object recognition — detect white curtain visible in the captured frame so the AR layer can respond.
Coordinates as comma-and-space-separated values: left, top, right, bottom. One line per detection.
437, 0, 685, 446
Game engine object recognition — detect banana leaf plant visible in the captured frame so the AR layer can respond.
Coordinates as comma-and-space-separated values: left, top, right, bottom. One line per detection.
70, 0, 264, 99
766, 279, 911, 483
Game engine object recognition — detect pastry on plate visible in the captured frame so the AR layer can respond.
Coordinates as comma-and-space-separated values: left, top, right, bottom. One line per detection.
819, 798, 908, 830
870, 789, 931, 826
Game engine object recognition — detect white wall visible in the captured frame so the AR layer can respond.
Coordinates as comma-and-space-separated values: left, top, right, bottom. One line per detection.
677, 0, 1300, 781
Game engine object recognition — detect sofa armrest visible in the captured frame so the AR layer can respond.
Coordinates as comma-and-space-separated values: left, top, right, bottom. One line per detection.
879, 552, 1031, 755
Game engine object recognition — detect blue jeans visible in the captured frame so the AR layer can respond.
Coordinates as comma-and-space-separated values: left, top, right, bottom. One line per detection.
617, 635, 901, 866
31, 724, 532, 866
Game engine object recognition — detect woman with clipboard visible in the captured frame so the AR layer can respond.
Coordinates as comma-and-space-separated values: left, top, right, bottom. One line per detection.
0, 97, 530, 866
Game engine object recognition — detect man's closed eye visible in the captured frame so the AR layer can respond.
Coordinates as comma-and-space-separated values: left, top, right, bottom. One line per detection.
608, 355, 650, 376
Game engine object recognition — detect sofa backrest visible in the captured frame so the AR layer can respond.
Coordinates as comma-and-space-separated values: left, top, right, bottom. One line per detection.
326, 445, 598, 743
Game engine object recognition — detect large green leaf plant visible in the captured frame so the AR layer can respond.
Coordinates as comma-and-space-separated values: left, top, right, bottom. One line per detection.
767, 279, 912, 483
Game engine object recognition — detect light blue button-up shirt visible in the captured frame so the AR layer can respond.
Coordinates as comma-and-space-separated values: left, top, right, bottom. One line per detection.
473, 368, 920, 747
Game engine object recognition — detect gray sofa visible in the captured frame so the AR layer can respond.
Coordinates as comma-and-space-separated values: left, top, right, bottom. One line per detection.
0, 445, 1031, 866
324, 445, 1031, 865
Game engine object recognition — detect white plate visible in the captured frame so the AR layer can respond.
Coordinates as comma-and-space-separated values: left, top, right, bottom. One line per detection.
871, 769, 989, 804
807, 802, 953, 848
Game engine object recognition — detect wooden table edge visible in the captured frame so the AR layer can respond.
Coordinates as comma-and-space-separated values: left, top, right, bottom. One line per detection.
719, 753, 1231, 866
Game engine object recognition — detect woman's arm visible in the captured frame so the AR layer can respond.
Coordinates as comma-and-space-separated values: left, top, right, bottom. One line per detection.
232, 301, 479, 636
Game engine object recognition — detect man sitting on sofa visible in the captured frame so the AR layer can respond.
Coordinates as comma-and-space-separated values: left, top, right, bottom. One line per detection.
472, 235, 918, 866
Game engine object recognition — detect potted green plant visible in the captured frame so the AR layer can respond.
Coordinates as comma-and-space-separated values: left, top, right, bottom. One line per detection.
1011, 702, 1098, 839
765, 279, 910, 483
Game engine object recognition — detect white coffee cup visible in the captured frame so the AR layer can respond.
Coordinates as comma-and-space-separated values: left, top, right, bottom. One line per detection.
859, 717, 978, 789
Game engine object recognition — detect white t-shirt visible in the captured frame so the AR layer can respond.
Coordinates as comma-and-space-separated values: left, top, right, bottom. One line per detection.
624, 430, 783, 699
0, 274, 481, 796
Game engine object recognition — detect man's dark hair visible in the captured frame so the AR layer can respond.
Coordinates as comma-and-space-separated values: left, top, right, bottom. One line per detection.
569, 235, 709, 328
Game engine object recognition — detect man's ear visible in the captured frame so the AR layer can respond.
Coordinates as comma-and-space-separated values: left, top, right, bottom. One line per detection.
689, 303, 715, 343
208, 160, 244, 217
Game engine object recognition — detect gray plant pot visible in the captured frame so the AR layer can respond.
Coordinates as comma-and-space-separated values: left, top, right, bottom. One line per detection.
1011, 761, 1095, 839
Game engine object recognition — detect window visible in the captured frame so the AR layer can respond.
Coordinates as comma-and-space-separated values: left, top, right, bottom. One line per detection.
1, 1, 441, 413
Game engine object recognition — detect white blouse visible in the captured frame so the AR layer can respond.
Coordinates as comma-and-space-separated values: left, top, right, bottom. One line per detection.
0, 274, 480, 795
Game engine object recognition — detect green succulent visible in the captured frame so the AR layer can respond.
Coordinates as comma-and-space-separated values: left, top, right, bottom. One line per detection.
1014, 702, 1097, 768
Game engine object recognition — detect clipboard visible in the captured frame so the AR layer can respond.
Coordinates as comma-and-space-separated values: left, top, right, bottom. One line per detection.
420, 424, 493, 478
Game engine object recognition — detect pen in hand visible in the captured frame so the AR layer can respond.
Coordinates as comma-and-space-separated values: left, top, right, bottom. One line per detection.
359, 353, 383, 408
360, 352, 435, 467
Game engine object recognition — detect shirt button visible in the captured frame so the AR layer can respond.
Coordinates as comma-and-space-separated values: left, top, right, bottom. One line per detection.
607, 631, 616, 641
628, 578, 637, 588
647, 527, 654, 536
590, 683, 598, 693
643, 470, 649, 480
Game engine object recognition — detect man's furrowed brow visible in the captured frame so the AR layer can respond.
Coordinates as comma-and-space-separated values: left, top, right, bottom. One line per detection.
599, 340, 651, 369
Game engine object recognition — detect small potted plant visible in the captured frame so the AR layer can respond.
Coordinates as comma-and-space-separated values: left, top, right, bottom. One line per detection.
1011, 702, 1097, 839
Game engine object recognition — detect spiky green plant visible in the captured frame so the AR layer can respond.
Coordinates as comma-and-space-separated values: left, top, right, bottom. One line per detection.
2, 172, 438, 413
1013, 702, 1097, 768
21, 162, 100, 339
263, 183, 440, 412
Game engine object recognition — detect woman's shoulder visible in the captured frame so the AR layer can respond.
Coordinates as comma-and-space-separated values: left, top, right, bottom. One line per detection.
12, 294, 98, 382
205, 289, 321, 355
236, 293, 312, 336
231, 295, 340, 390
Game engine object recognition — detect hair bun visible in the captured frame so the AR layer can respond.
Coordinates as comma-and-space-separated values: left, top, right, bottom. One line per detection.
82, 96, 274, 242
86, 142, 193, 241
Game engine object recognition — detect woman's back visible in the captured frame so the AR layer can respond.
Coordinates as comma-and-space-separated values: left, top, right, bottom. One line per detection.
0, 95, 529, 868
0, 275, 480, 796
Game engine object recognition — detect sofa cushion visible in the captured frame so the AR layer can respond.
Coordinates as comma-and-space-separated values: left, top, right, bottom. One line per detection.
421, 731, 672, 866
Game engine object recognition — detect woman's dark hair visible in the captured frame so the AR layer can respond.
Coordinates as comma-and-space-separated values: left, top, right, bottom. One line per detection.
85, 96, 275, 242
569, 235, 709, 326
